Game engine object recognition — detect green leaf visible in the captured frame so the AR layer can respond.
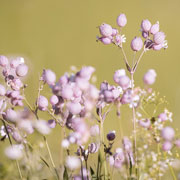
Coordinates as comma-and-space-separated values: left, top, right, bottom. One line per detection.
63, 166, 68, 180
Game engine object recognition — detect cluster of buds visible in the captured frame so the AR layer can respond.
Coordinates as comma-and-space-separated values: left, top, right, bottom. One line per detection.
97, 13, 127, 46
97, 13, 168, 53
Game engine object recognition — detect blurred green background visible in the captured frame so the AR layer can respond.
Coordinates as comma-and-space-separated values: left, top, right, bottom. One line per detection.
0, 0, 180, 178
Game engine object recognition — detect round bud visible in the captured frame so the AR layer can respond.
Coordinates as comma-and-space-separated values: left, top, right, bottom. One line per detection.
107, 130, 116, 141
143, 69, 157, 85
0, 56, 8, 67
79, 66, 95, 80
161, 127, 175, 141
162, 141, 172, 151
117, 14, 127, 27
150, 23, 159, 35
67, 102, 82, 115
11, 78, 23, 90
0, 84, 6, 96
175, 139, 180, 148
141, 19, 151, 32
10, 58, 24, 69
142, 31, 149, 39
100, 37, 112, 45
153, 31, 165, 45
37, 95, 48, 111
112, 28, 118, 36
158, 113, 167, 122
131, 37, 143, 51
5, 145, 23, 160
42, 69, 56, 85
16, 64, 28, 77
61, 85, 73, 100
4, 108, 18, 122
50, 95, 59, 105
153, 44, 163, 51
12, 130, 23, 143
99, 23, 113, 37
47, 119, 56, 128
117, 76, 130, 90
90, 125, 99, 136
138, 119, 151, 128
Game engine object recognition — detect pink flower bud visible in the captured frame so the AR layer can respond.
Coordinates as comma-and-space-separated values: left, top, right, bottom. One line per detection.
117, 13, 127, 27
158, 113, 167, 122
99, 23, 113, 37
11, 78, 23, 90
37, 95, 48, 111
4, 108, 18, 122
117, 76, 130, 90
138, 119, 151, 128
153, 31, 165, 45
10, 58, 24, 69
162, 141, 172, 151
143, 69, 157, 85
142, 31, 149, 38
112, 28, 118, 36
100, 37, 112, 45
59, 74, 68, 85
0, 84, 6, 96
50, 95, 59, 105
16, 64, 28, 77
42, 69, 56, 85
61, 85, 73, 100
47, 119, 56, 128
90, 125, 99, 136
131, 37, 143, 51
67, 102, 82, 115
150, 23, 159, 35
0, 56, 8, 67
161, 127, 175, 141
79, 66, 95, 80
175, 139, 180, 148
141, 19, 151, 32
12, 130, 23, 143
153, 44, 163, 51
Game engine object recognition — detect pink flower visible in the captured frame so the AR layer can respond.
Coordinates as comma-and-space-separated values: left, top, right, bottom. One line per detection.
131, 37, 143, 51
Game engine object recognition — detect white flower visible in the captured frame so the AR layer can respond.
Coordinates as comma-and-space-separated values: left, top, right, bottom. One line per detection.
0, 126, 7, 137
61, 139, 70, 149
34, 120, 51, 135
5, 144, 23, 160
66, 156, 80, 170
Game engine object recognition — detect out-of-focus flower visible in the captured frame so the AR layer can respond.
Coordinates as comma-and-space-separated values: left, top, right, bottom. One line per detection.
66, 156, 81, 170
161, 127, 175, 141
5, 144, 23, 160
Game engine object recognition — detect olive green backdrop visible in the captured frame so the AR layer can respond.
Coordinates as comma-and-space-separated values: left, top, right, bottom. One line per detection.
0, 0, 179, 178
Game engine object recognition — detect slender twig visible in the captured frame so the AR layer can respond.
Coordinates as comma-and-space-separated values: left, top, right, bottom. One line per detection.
44, 136, 59, 180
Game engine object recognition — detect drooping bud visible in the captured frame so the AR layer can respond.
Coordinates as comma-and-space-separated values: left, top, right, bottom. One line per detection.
42, 69, 56, 85
16, 64, 28, 77
150, 23, 159, 35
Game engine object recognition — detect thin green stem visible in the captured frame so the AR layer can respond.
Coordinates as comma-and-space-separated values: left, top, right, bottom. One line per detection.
44, 136, 59, 180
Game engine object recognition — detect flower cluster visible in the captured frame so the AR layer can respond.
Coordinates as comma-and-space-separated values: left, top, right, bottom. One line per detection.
0, 13, 179, 180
